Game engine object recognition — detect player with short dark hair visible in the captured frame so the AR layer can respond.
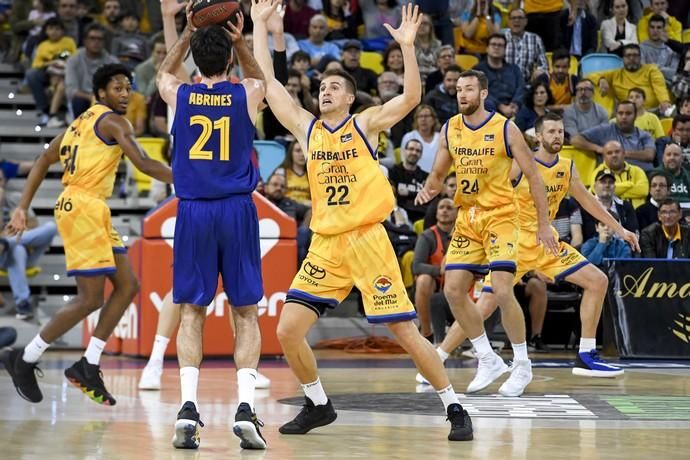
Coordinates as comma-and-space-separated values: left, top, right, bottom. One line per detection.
156, 5, 267, 451
1, 63, 173, 407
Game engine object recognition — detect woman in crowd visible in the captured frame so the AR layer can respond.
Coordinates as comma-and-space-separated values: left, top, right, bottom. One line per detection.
599, 0, 637, 57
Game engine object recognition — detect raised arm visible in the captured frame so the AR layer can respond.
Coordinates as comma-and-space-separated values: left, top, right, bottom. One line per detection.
252, 0, 313, 141
508, 121, 558, 255
357, 4, 422, 137
100, 114, 173, 184
5, 134, 63, 238
416, 123, 453, 205
161, 0, 190, 83
569, 166, 640, 252
226, 13, 264, 82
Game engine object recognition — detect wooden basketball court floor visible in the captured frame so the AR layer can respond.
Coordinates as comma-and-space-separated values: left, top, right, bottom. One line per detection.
2, 350, 690, 460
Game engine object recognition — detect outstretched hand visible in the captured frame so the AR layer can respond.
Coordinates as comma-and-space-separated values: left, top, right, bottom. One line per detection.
383, 3, 422, 47
184, 1, 197, 32
225, 12, 245, 42
251, 0, 281, 24
162, 0, 187, 18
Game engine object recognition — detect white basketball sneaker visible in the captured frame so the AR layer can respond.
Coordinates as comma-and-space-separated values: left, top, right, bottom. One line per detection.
466, 352, 509, 393
138, 362, 163, 390
498, 359, 533, 397
415, 372, 430, 385
255, 371, 271, 389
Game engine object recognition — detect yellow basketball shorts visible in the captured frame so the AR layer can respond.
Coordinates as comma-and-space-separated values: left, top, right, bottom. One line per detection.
287, 223, 416, 324
482, 228, 590, 292
55, 188, 125, 276
446, 203, 519, 275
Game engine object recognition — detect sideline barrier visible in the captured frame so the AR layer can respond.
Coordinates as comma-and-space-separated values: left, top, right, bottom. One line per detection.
606, 258, 690, 359
82, 193, 297, 356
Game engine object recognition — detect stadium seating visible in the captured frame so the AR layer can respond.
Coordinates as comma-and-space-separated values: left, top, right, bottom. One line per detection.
254, 140, 286, 181
579, 53, 623, 77
131, 137, 167, 194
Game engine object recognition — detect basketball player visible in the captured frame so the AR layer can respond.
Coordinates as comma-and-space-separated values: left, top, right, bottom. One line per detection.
416, 113, 640, 385
252, 1, 472, 441
0, 63, 173, 406
416, 69, 558, 397
156, 5, 267, 450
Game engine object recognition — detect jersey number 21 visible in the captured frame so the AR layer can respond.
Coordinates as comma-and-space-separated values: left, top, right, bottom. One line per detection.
189, 115, 230, 161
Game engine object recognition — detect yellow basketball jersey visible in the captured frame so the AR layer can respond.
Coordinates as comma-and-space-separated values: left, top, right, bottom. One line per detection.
515, 155, 573, 233
447, 112, 514, 209
307, 115, 394, 235
285, 168, 311, 205
59, 103, 123, 199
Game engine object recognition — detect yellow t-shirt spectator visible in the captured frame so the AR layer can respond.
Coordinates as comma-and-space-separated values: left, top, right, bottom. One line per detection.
32, 36, 77, 69
524, 0, 563, 14
634, 111, 665, 139
591, 65, 671, 110
637, 13, 682, 43
590, 162, 650, 209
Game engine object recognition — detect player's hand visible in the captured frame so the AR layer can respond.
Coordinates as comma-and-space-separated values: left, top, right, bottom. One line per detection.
384, 3, 422, 47
162, 0, 187, 18
251, 0, 281, 24
184, 1, 197, 32
537, 224, 559, 256
225, 11, 244, 42
5, 208, 27, 239
266, 1, 286, 35
619, 229, 640, 253
415, 185, 439, 206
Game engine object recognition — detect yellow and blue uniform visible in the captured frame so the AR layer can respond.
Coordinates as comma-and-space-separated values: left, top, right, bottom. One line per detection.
445, 111, 519, 274
287, 115, 416, 323
55, 103, 126, 276
484, 155, 589, 291
171, 81, 262, 307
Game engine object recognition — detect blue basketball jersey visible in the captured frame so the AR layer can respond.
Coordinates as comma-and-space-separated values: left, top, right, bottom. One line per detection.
171, 81, 257, 199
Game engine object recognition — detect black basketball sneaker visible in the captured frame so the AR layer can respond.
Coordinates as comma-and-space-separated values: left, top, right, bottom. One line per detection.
173, 401, 204, 449
64, 357, 116, 405
0, 347, 43, 403
447, 403, 473, 441
233, 402, 267, 449
279, 397, 337, 434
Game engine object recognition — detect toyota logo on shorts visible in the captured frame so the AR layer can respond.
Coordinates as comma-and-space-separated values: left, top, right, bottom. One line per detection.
452, 235, 470, 249
304, 262, 326, 279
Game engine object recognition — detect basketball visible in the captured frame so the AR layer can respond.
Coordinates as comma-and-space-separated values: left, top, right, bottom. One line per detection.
191, 0, 240, 28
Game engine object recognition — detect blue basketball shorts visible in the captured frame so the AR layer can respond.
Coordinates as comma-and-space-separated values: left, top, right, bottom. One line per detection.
172, 194, 263, 307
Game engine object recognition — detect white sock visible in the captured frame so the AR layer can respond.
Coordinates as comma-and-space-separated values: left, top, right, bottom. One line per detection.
437, 347, 449, 362
23, 334, 50, 363
237, 368, 257, 410
512, 342, 529, 361
469, 332, 493, 358
301, 377, 328, 406
437, 384, 460, 410
148, 335, 170, 367
579, 338, 596, 354
180, 367, 199, 410
84, 336, 106, 365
